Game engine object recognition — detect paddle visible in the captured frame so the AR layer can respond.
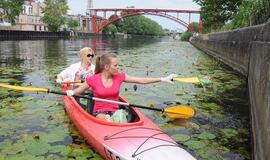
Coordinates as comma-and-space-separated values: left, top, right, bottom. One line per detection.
61, 80, 81, 84
0, 83, 195, 119
92, 97, 195, 119
63, 77, 203, 84
173, 77, 200, 83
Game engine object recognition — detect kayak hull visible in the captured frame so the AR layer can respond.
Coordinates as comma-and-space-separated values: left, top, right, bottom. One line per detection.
62, 87, 196, 160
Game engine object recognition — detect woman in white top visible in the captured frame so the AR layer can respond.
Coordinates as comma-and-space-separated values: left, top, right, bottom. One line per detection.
56, 47, 96, 84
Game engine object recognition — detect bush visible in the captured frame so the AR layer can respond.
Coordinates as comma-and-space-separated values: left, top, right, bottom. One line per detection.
181, 32, 193, 41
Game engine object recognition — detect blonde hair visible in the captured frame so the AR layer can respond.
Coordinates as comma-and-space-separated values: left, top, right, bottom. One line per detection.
95, 53, 117, 74
79, 47, 94, 61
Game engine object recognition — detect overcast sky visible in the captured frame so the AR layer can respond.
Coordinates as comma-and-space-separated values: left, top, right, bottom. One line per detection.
39, 0, 201, 31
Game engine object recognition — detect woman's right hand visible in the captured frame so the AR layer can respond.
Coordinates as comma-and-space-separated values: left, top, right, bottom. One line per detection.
56, 78, 62, 84
66, 90, 74, 96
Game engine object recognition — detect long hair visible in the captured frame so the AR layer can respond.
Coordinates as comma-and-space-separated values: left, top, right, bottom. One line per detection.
95, 53, 117, 74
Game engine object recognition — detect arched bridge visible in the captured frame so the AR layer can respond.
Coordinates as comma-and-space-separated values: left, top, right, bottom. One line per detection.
90, 8, 201, 34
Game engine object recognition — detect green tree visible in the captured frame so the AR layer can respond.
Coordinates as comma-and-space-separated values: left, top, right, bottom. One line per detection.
102, 24, 118, 34
221, 0, 269, 30
120, 15, 165, 36
0, 0, 24, 24
188, 22, 199, 32
180, 31, 193, 41
230, 0, 253, 28
249, 0, 270, 25
180, 22, 199, 41
67, 18, 78, 31
193, 0, 242, 31
41, 0, 69, 32
109, 14, 124, 31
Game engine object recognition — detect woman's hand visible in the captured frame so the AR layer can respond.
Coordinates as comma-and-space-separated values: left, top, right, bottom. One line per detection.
56, 78, 62, 84
66, 90, 74, 96
161, 74, 178, 84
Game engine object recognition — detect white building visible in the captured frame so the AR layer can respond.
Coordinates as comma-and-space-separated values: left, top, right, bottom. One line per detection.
0, 0, 98, 33
0, 0, 47, 31
15, 0, 47, 31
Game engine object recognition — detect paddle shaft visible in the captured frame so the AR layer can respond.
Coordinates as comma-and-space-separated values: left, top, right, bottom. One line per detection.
92, 97, 163, 112
49, 90, 90, 99
81, 96, 193, 118
0, 83, 193, 119
50, 90, 164, 112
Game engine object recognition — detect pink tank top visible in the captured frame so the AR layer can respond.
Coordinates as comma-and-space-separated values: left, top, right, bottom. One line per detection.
86, 73, 126, 112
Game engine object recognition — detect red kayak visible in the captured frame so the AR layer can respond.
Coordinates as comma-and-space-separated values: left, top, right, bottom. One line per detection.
62, 86, 196, 160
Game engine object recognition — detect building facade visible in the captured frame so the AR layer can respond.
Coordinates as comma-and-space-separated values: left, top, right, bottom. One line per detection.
0, 0, 100, 33
15, 0, 47, 31
0, 0, 47, 31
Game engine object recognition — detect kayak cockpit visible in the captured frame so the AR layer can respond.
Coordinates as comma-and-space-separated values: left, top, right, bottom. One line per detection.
74, 92, 140, 123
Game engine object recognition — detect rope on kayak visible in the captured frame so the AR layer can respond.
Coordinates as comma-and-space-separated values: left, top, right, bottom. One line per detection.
131, 132, 181, 158
104, 127, 161, 140
103, 127, 181, 158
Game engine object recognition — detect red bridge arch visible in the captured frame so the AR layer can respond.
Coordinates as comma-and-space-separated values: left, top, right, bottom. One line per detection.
90, 8, 201, 34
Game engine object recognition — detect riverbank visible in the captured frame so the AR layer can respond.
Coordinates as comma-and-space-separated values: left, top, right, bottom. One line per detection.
190, 21, 270, 160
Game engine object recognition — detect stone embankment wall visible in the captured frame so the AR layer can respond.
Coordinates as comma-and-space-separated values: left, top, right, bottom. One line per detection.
0, 30, 72, 40
190, 21, 270, 160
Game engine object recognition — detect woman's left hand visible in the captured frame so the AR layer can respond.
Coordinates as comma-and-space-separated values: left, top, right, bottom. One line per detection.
161, 74, 178, 84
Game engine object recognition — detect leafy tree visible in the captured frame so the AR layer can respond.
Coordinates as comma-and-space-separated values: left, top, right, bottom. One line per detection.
221, 0, 269, 30
120, 15, 165, 36
181, 31, 193, 41
193, 0, 243, 31
180, 22, 199, 41
230, 0, 253, 28
188, 22, 199, 32
41, 0, 69, 32
249, 0, 270, 25
67, 18, 78, 31
109, 14, 124, 31
102, 24, 118, 34
0, 0, 24, 24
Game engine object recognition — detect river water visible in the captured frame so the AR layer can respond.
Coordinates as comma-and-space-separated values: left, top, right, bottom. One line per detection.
0, 37, 250, 160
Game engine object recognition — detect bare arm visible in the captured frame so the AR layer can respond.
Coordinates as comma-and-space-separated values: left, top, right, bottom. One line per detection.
124, 74, 161, 84
73, 82, 90, 94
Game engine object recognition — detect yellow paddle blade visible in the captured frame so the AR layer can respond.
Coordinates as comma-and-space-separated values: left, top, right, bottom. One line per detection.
173, 77, 200, 83
164, 106, 195, 119
0, 83, 49, 92
61, 80, 81, 84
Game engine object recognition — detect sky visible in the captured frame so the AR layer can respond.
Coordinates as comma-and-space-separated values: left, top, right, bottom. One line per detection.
40, 0, 201, 31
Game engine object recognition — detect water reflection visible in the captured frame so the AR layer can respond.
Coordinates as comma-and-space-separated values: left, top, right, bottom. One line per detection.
0, 40, 46, 67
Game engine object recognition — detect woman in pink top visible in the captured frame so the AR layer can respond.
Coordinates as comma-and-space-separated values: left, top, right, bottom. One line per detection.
67, 53, 177, 122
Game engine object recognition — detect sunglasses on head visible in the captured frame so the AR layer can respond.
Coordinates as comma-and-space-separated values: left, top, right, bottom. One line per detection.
87, 54, 94, 58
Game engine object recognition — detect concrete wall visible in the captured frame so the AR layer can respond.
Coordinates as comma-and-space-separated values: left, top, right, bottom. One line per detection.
190, 39, 250, 76
190, 21, 270, 160
248, 42, 270, 160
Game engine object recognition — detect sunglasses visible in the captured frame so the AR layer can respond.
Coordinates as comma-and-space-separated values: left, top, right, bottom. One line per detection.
87, 54, 94, 58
